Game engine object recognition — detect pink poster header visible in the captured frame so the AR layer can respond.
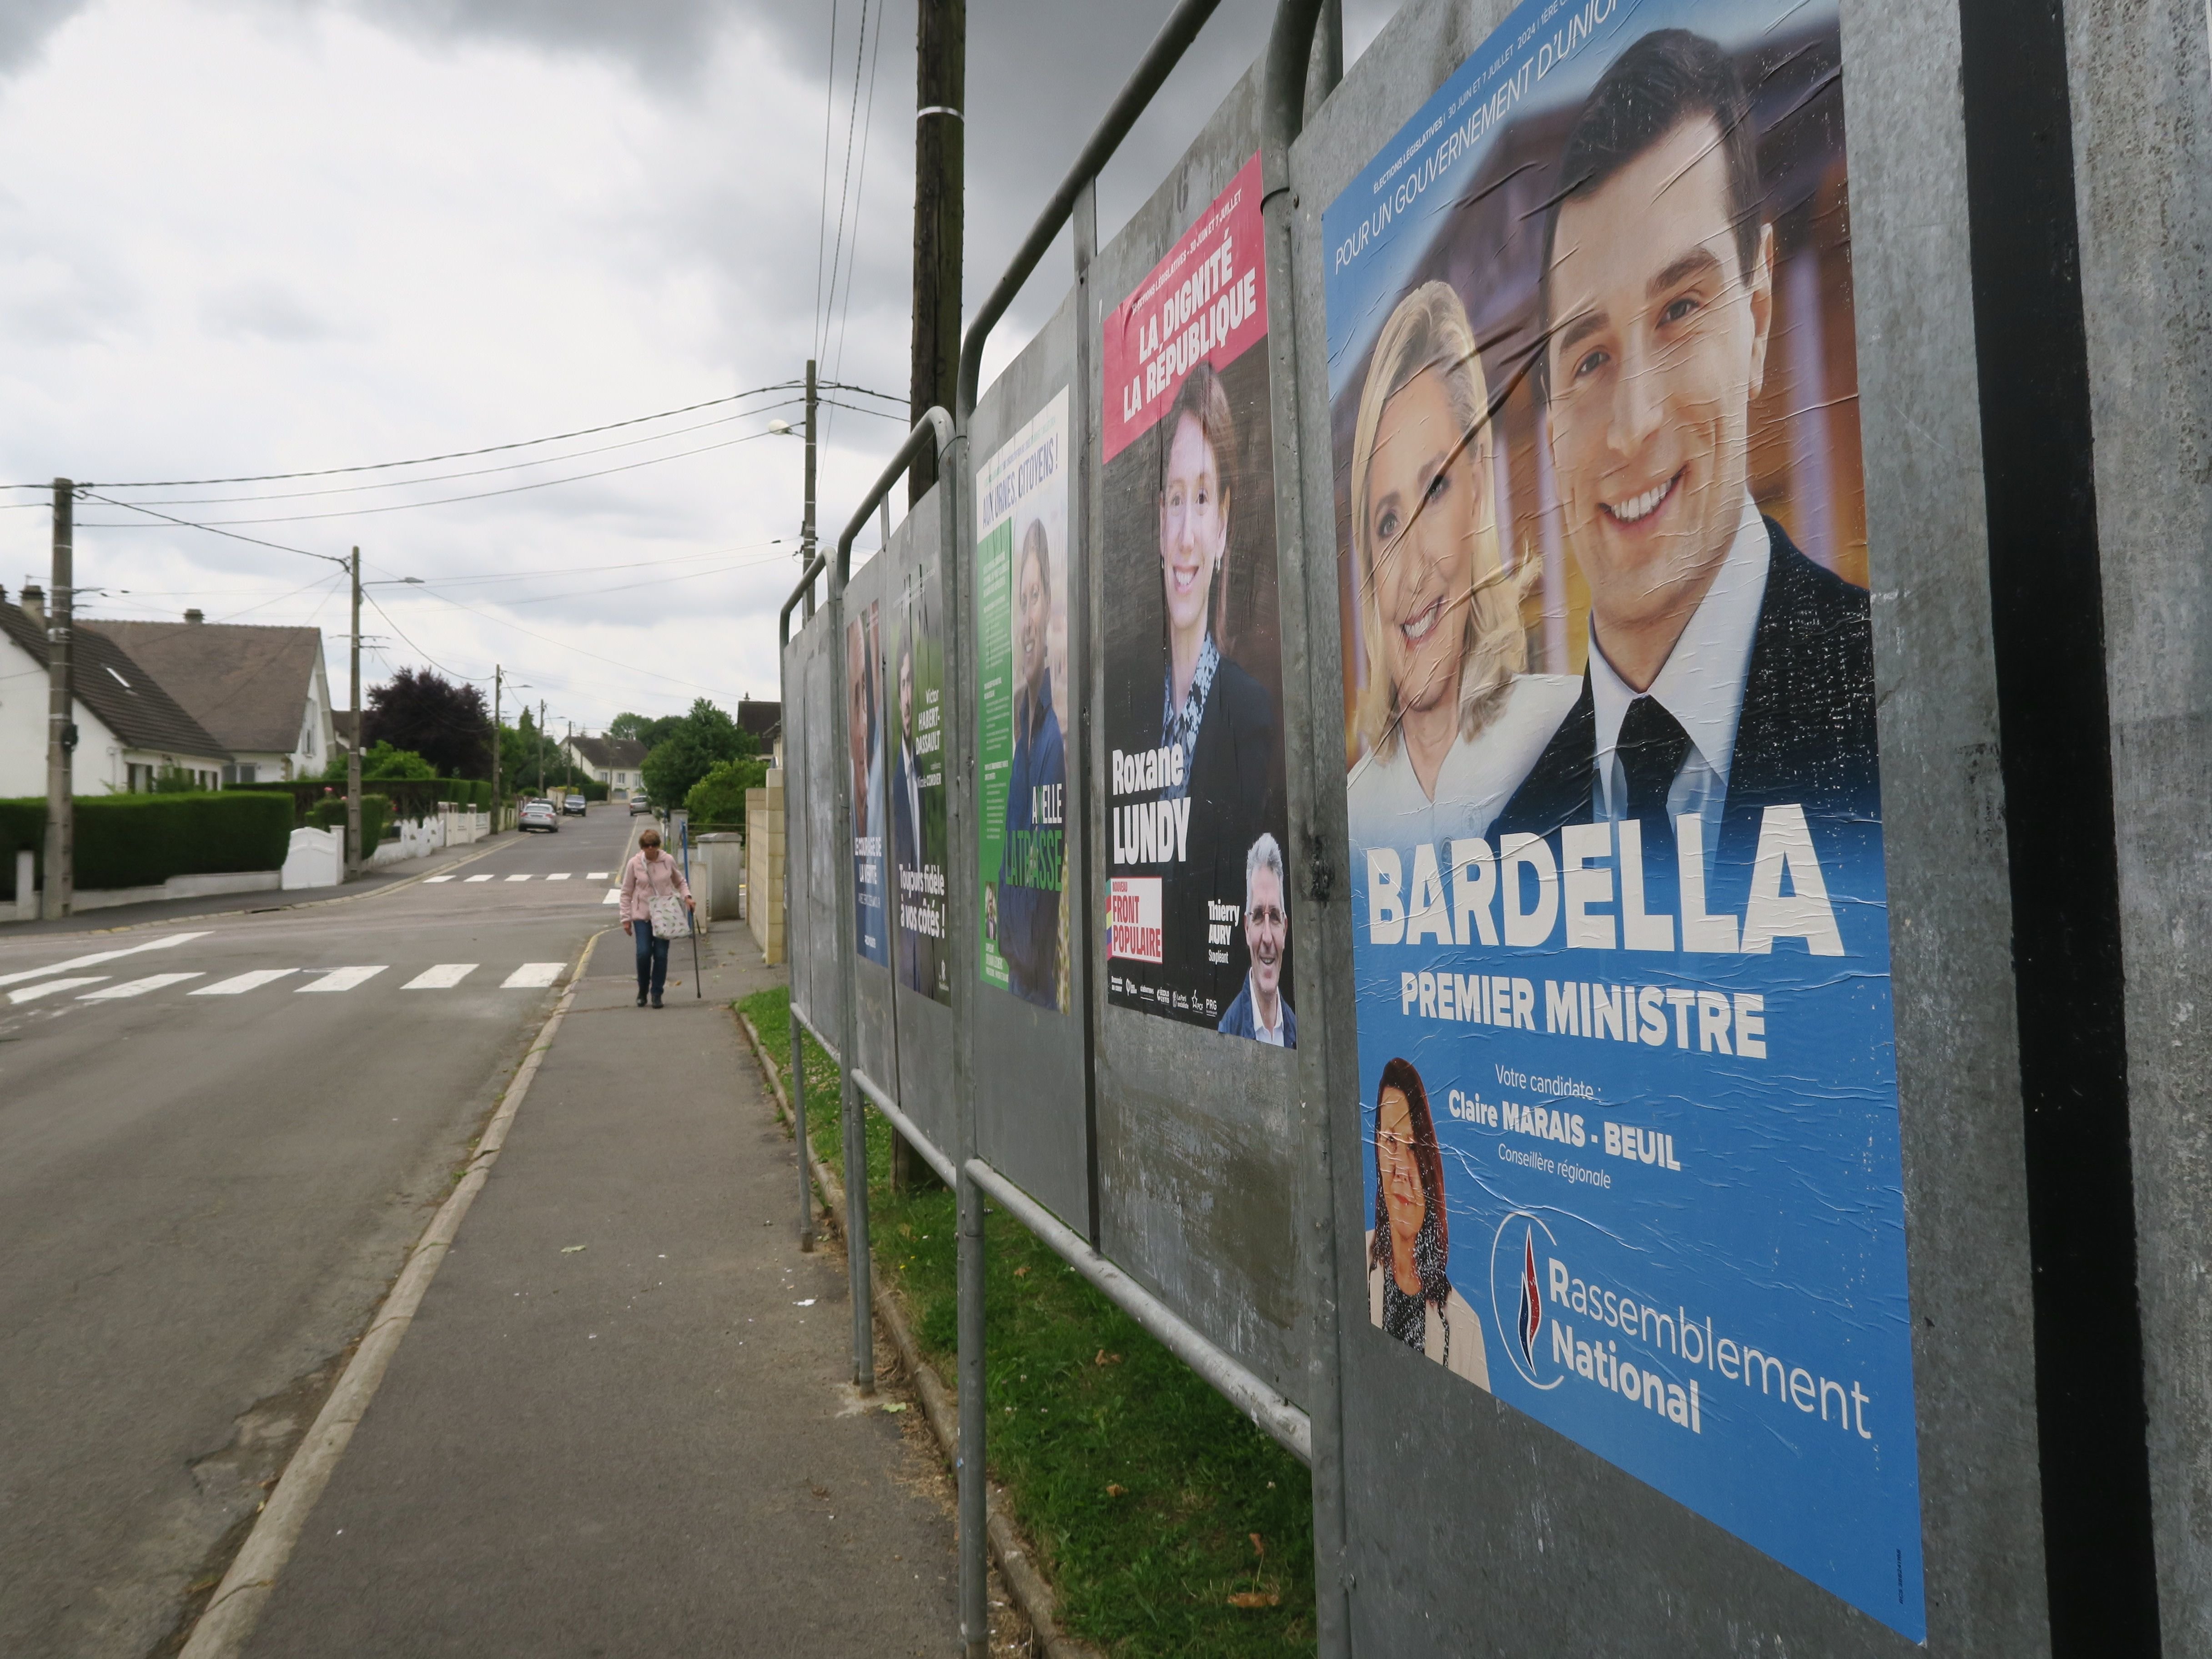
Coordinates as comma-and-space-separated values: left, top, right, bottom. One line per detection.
1100, 152, 1269, 464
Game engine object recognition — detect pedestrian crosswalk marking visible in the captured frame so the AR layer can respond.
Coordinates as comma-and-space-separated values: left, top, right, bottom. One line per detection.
193, 970, 299, 996
465, 875, 494, 884
505, 874, 532, 882
603, 889, 621, 905
81, 973, 204, 1001
588, 871, 610, 880
424, 875, 455, 884
403, 964, 477, 990
0, 931, 211, 990
502, 963, 565, 989
9, 976, 108, 1004
547, 873, 572, 881
298, 966, 386, 993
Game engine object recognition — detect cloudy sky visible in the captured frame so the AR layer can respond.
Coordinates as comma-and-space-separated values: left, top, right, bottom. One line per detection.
0, 0, 1389, 737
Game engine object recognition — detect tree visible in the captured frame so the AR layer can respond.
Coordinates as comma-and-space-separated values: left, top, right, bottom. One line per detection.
498, 708, 563, 799
362, 668, 492, 778
609, 709, 683, 750
641, 699, 755, 809
683, 754, 768, 830
322, 740, 436, 782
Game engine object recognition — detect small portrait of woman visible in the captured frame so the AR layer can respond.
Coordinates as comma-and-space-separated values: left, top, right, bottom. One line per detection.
1367, 1056, 1488, 1387
1345, 280, 1578, 853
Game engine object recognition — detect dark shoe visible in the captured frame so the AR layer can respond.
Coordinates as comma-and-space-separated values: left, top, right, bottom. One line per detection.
636, 991, 647, 1006
651, 994, 664, 1009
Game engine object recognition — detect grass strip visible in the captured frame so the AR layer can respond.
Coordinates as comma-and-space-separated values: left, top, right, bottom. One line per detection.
739, 986, 1315, 1658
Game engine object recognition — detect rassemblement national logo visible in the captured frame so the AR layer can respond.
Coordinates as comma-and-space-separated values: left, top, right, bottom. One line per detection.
1488, 1211, 1564, 1391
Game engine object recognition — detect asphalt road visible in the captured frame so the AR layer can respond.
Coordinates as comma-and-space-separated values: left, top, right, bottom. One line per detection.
0, 803, 645, 1658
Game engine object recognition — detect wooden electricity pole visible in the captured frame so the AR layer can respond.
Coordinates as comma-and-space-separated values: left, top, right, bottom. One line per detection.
43, 479, 74, 920
347, 546, 362, 880
491, 664, 503, 826
910, 0, 964, 503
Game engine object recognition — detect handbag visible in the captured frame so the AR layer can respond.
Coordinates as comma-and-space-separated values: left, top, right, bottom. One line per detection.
642, 858, 690, 937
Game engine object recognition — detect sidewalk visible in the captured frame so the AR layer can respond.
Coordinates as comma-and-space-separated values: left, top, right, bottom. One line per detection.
236, 923, 961, 1657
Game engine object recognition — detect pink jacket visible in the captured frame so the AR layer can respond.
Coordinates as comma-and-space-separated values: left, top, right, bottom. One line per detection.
619, 850, 693, 923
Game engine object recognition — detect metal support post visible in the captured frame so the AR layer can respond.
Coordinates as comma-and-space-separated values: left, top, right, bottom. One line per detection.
43, 479, 74, 920
779, 574, 824, 1255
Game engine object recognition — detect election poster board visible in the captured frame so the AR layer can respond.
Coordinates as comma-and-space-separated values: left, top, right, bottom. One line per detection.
845, 596, 889, 968
891, 545, 951, 1003
1099, 153, 1294, 1040
976, 391, 1072, 1012
1322, 0, 1925, 1639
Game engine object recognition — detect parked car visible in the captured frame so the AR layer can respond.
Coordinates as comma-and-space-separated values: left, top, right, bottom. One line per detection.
518, 799, 559, 833
628, 791, 652, 815
560, 794, 588, 817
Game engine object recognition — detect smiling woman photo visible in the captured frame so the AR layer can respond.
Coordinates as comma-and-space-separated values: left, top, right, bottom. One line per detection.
1344, 281, 1578, 853
1367, 1056, 1488, 1385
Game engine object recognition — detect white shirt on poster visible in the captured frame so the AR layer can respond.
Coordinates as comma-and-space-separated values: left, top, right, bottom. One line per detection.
1586, 492, 1770, 854
1346, 672, 1583, 854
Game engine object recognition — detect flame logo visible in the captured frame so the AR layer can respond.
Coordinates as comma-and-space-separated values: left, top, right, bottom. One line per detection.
1518, 1228, 1543, 1367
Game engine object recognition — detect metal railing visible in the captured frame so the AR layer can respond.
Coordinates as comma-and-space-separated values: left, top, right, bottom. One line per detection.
775, 2, 1341, 1649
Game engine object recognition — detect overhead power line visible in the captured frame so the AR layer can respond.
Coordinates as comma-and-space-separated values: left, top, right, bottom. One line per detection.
5, 381, 802, 492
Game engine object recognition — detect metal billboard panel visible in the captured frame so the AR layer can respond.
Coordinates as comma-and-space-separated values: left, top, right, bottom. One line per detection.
799, 609, 845, 1043
843, 548, 897, 1089
1086, 63, 1311, 1404
969, 287, 1090, 1232
887, 483, 958, 1160
1288, 0, 2048, 1649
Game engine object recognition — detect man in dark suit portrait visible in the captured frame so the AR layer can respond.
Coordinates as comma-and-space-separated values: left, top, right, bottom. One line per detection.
1493, 30, 1878, 880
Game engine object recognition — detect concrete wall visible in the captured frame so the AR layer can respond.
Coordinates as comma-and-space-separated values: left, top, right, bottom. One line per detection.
2068, 0, 2212, 1646
748, 772, 785, 964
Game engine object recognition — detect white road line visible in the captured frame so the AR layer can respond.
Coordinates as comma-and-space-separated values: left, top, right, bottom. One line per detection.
402, 964, 477, 990
464, 875, 494, 884
546, 873, 572, 881
193, 970, 299, 996
502, 963, 565, 989
10, 976, 110, 1004
297, 966, 386, 993
423, 875, 456, 884
81, 973, 204, 1001
587, 870, 610, 880
505, 874, 532, 882
603, 889, 621, 905
0, 931, 211, 990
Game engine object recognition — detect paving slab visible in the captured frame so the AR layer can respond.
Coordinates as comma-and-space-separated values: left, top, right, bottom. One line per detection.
241, 927, 958, 1658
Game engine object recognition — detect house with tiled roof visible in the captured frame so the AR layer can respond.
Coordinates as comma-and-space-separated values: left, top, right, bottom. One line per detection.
0, 587, 231, 796
560, 734, 648, 795
95, 612, 335, 784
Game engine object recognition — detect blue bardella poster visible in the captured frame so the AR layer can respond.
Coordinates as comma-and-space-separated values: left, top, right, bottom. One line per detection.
1322, 0, 1925, 1639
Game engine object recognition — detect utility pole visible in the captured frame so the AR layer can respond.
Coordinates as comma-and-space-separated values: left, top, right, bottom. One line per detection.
911, 0, 964, 503
802, 357, 818, 573
42, 479, 75, 921
538, 699, 547, 796
491, 664, 503, 826
347, 546, 362, 880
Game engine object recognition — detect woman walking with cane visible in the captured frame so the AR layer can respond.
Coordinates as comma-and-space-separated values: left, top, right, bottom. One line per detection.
621, 826, 693, 1008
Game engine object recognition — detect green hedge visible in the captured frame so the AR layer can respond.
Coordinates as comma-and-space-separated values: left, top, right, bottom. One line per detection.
0, 792, 294, 899
307, 793, 391, 858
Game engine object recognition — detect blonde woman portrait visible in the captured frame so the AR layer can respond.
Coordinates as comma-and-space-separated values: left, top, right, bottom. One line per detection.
1345, 281, 1578, 853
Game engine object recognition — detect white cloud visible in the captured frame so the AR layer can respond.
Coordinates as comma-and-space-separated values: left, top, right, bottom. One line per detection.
0, 0, 1393, 736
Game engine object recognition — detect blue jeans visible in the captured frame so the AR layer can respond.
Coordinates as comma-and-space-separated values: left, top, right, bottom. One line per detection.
634, 920, 670, 999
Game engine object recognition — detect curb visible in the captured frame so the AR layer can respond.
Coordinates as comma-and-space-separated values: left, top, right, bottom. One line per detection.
176, 928, 608, 1659
734, 1008, 1103, 1659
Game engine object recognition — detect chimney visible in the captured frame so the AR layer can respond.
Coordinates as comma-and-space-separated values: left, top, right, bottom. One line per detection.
184, 608, 204, 624
20, 583, 44, 626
